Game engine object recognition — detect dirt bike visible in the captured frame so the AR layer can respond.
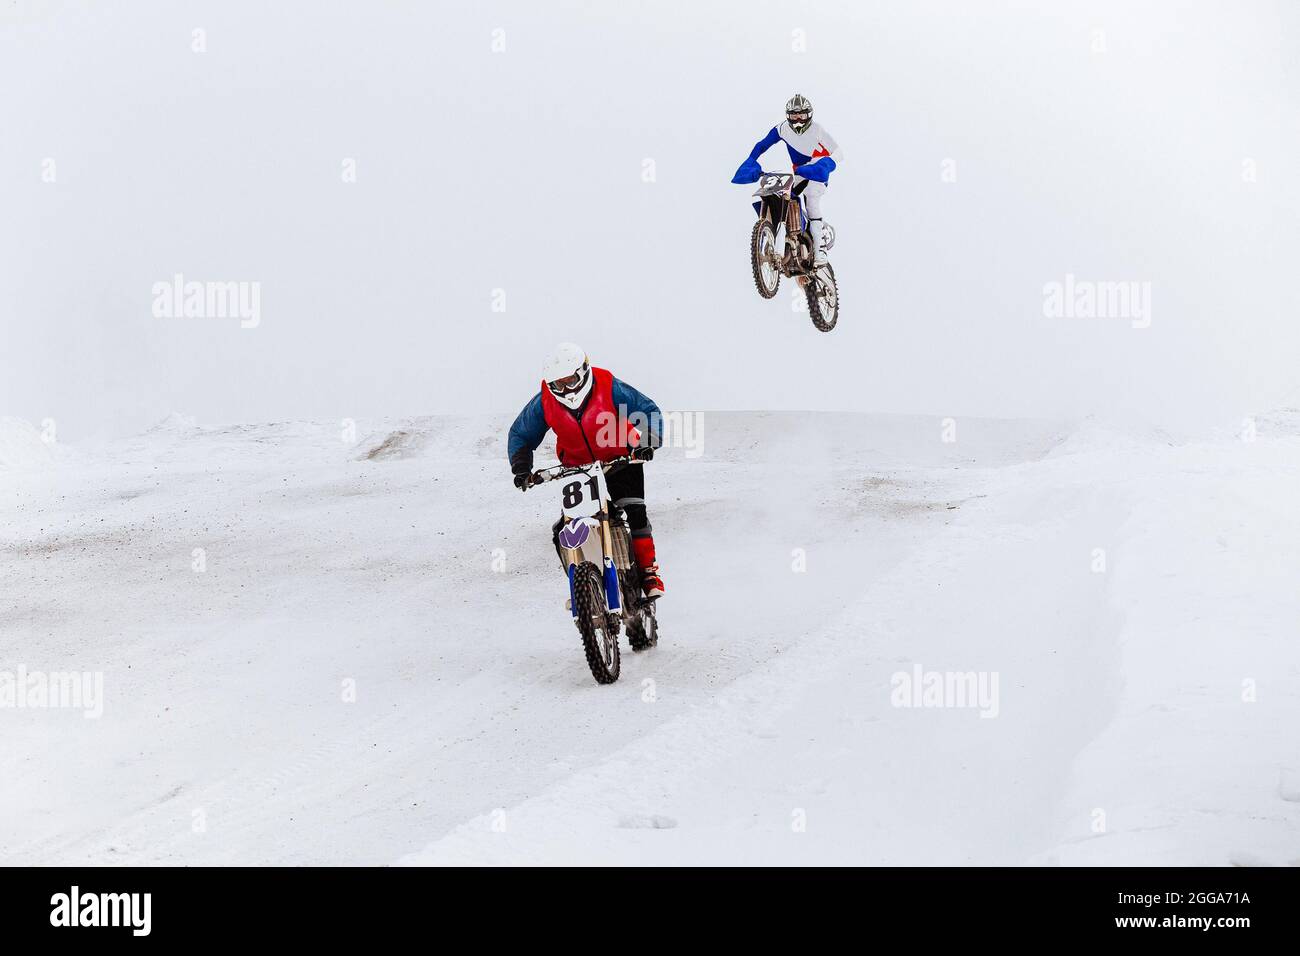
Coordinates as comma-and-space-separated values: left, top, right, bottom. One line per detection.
527, 455, 659, 685
748, 171, 839, 332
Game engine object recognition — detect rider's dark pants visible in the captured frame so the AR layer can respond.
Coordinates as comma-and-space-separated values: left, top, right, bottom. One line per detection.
551, 463, 651, 564
606, 464, 651, 538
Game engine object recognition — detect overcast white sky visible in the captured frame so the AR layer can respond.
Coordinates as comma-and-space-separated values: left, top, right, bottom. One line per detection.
3, 0, 1297, 440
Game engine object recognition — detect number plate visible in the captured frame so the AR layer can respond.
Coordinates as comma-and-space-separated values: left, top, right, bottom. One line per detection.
558, 464, 607, 519
753, 172, 794, 197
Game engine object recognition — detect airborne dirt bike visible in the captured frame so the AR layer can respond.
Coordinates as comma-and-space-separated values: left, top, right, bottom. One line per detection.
748, 171, 839, 332
527, 455, 659, 685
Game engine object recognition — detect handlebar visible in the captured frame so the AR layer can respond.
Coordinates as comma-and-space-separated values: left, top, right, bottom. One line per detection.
527, 455, 643, 488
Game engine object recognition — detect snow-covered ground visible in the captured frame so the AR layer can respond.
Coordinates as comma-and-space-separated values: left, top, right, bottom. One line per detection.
1, 412, 1296, 865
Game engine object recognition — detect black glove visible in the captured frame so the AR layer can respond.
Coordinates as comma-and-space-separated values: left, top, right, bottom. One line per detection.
631, 446, 654, 462
510, 450, 534, 492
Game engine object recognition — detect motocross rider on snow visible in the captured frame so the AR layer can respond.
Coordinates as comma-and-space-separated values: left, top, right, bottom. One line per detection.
508, 343, 665, 599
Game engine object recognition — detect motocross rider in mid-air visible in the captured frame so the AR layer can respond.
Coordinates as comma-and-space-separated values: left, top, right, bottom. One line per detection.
732, 93, 840, 266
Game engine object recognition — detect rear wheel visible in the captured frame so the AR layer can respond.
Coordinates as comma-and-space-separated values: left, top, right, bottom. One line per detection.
573, 562, 620, 684
621, 568, 659, 652
750, 219, 780, 299
805, 262, 838, 332
627, 601, 658, 652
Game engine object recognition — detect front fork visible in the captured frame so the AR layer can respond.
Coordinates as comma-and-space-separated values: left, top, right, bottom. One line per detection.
765, 196, 807, 270
602, 558, 622, 614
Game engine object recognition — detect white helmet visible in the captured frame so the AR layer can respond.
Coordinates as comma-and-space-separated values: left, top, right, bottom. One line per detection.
542, 342, 593, 410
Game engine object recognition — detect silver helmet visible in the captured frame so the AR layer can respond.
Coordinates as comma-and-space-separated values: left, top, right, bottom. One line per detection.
785, 93, 813, 134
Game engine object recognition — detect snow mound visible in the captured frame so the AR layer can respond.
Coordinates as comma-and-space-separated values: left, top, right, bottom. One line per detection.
356, 426, 433, 461
353, 416, 518, 463
148, 412, 200, 434
1252, 406, 1300, 438
0, 417, 68, 469
1042, 418, 1178, 461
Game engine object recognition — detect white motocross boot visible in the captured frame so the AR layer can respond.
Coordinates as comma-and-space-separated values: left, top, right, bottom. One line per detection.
808, 219, 829, 267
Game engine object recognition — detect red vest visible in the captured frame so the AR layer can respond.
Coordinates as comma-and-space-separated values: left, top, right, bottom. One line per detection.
540, 367, 641, 465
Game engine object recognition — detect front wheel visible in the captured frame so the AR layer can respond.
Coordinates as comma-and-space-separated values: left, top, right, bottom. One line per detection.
573, 562, 620, 684
805, 262, 839, 332
750, 219, 780, 299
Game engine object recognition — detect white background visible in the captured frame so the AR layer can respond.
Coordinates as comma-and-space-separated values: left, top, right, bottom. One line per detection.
3, 0, 1297, 439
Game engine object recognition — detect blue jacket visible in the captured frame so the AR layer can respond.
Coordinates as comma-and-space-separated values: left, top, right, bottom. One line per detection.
508, 375, 662, 472
732, 119, 839, 184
